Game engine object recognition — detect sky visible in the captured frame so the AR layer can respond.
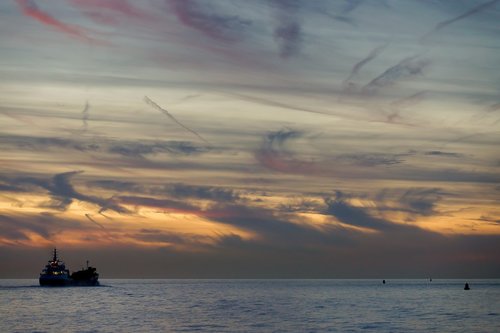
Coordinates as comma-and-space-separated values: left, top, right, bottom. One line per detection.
0, 0, 499, 278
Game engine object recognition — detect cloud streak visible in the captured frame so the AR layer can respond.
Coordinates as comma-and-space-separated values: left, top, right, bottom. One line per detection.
422, 0, 500, 41
85, 213, 106, 230
81, 100, 90, 132
144, 96, 209, 144
15, 0, 92, 41
363, 56, 431, 93
226, 92, 335, 117
167, 0, 251, 42
255, 129, 316, 174
344, 44, 387, 85
70, 0, 152, 21
271, 0, 303, 58
3, 171, 129, 214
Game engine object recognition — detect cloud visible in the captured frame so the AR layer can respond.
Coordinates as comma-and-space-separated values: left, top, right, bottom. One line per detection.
324, 193, 402, 232
343, 44, 387, 85
89, 180, 142, 192
0, 212, 87, 241
423, 151, 464, 158
88, 179, 240, 203
336, 153, 404, 167
478, 216, 500, 225
165, 183, 240, 202
270, 0, 303, 58
421, 0, 500, 41
255, 129, 316, 174
376, 187, 445, 217
487, 102, 500, 112
0, 177, 28, 193
363, 56, 431, 94
204, 202, 355, 248
0, 214, 32, 240
3, 171, 129, 214
0, 134, 207, 161
278, 198, 322, 213
108, 141, 206, 159
85, 213, 106, 230
0, 134, 100, 152
167, 0, 251, 42
144, 96, 209, 144
225, 92, 335, 117
341, 0, 365, 14
15, 0, 92, 41
81, 100, 90, 132
70, 0, 152, 22
117, 195, 199, 214
131, 228, 210, 246
390, 91, 428, 109
254, 130, 411, 175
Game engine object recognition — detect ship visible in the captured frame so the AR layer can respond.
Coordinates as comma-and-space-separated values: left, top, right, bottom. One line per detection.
39, 249, 99, 286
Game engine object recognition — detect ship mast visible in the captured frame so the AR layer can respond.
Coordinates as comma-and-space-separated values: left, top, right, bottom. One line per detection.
52, 248, 58, 262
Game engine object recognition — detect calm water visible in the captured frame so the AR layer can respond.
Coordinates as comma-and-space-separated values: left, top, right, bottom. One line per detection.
1, 279, 499, 332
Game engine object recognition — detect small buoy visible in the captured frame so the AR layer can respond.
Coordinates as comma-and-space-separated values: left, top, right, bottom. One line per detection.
382, 279, 386, 284
464, 282, 470, 290
430, 277, 432, 282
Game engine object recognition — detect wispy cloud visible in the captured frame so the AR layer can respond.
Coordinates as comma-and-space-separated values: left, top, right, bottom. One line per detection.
81, 100, 90, 132
167, 0, 251, 42
144, 96, 209, 144
164, 183, 240, 202
423, 151, 464, 158
117, 195, 199, 214
363, 56, 431, 94
375, 187, 445, 217
205, 202, 354, 248
70, 0, 152, 22
85, 213, 106, 230
341, 0, 365, 15
486, 102, 500, 112
226, 92, 335, 117
478, 215, 500, 225
343, 44, 387, 86
0, 212, 87, 241
108, 141, 204, 158
324, 193, 403, 232
89, 179, 240, 203
255, 129, 316, 174
390, 91, 428, 109
0, 134, 206, 158
270, 0, 303, 58
15, 0, 93, 41
421, 0, 500, 41
3, 171, 129, 214
336, 153, 405, 167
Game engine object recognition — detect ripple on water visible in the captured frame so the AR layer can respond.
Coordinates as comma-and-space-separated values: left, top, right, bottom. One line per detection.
0, 279, 499, 332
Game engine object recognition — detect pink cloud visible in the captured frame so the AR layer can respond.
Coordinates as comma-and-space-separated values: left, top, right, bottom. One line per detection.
16, 0, 91, 41
69, 0, 153, 22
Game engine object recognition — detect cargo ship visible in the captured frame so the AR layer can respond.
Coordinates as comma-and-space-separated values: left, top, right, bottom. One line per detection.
39, 249, 99, 286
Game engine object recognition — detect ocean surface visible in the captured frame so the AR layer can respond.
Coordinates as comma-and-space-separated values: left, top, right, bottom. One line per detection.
1, 279, 499, 332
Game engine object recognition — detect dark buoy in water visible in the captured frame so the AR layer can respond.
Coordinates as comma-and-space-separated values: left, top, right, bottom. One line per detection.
464, 282, 470, 290
382, 279, 386, 284
430, 277, 432, 282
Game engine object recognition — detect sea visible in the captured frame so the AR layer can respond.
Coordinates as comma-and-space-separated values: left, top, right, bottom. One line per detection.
1, 279, 499, 332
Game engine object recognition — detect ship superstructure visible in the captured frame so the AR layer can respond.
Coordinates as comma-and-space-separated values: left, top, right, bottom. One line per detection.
39, 248, 71, 286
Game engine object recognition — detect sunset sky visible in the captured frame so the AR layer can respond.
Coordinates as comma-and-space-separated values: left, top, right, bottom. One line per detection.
1, 0, 499, 278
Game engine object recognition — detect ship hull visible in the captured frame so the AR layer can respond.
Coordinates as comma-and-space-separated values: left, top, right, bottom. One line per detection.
71, 279, 100, 286
39, 276, 99, 287
39, 276, 72, 286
